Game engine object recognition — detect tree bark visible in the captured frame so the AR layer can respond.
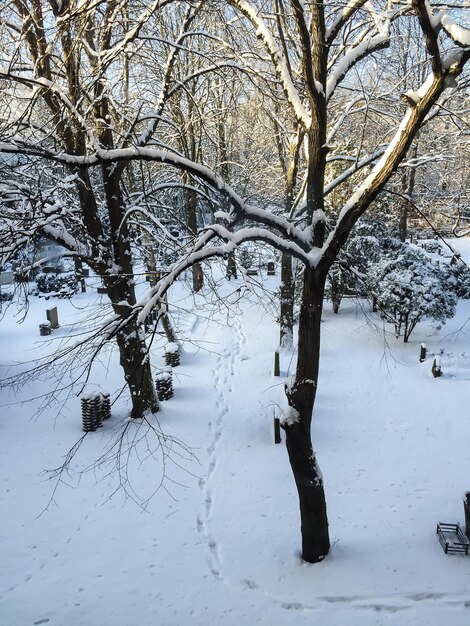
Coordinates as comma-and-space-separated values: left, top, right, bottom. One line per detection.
284, 267, 330, 562
116, 320, 159, 417
280, 253, 294, 348
184, 180, 204, 292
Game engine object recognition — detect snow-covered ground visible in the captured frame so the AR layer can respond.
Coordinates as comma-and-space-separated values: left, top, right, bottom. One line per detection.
2, 241, 470, 626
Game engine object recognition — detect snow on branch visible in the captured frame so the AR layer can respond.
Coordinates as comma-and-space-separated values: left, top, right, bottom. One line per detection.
135, 223, 314, 325
318, 55, 468, 272
0, 141, 310, 251
324, 149, 385, 196
440, 13, 470, 48
99, 0, 183, 68
326, 0, 369, 44
134, 6, 202, 148
326, 28, 390, 101
411, 0, 442, 74
0, 70, 99, 150
228, 0, 311, 128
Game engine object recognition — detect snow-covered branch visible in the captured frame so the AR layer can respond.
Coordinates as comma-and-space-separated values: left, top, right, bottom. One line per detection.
326, 29, 390, 101
326, 0, 369, 45
227, 0, 311, 128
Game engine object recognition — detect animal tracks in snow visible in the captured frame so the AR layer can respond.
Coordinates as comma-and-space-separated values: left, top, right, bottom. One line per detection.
197, 315, 246, 583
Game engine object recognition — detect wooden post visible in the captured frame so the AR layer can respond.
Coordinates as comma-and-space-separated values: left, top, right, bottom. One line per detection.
464, 493, 470, 541
274, 351, 280, 376
274, 415, 281, 444
46, 306, 59, 329
419, 343, 427, 362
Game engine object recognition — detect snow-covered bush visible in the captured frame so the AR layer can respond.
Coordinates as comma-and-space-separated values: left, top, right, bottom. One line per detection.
326, 218, 396, 313
238, 246, 254, 270
366, 247, 457, 342
443, 259, 470, 299
35, 271, 76, 297
420, 239, 442, 254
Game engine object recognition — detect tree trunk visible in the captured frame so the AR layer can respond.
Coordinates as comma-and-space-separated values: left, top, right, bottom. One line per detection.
115, 321, 158, 417
74, 257, 86, 293
284, 267, 330, 563
284, 422, 330, 563
101, 161, 158, 418
279, 253, 294, 348
184, 177, 204, 292
226, 251, 237, 280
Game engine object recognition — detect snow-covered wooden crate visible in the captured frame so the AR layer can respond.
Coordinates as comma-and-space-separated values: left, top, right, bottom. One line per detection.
436, 523, 469, 555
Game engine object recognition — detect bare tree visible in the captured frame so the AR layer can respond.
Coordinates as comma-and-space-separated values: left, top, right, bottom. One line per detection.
0, 0, 208, 416
1, 0, 469, 563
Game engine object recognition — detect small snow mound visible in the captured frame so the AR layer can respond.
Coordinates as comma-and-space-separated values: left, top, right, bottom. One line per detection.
280, 406, 300, 427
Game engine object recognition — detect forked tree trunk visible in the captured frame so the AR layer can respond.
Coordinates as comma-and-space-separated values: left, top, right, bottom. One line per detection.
284, 267, 330, 563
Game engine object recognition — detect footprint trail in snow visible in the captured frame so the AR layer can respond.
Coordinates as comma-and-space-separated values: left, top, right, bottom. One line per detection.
196, 315, 246, 582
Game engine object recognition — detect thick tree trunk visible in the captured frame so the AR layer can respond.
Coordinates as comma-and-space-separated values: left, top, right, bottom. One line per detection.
279, 253, 294, 348
284, 267, 330, 563
115, 321, 158, 418
101, 161, 158, 418
284, 422, 330, 563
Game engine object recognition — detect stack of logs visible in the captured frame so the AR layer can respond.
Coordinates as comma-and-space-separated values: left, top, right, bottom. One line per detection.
156, 368, 174, 401
165, 343, 180, 367
81, 391, 111, 432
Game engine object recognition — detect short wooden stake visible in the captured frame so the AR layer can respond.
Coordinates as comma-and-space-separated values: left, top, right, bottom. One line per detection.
274, 416, 281, 444
419, 343, 427, 363
274, 351, 280, 377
